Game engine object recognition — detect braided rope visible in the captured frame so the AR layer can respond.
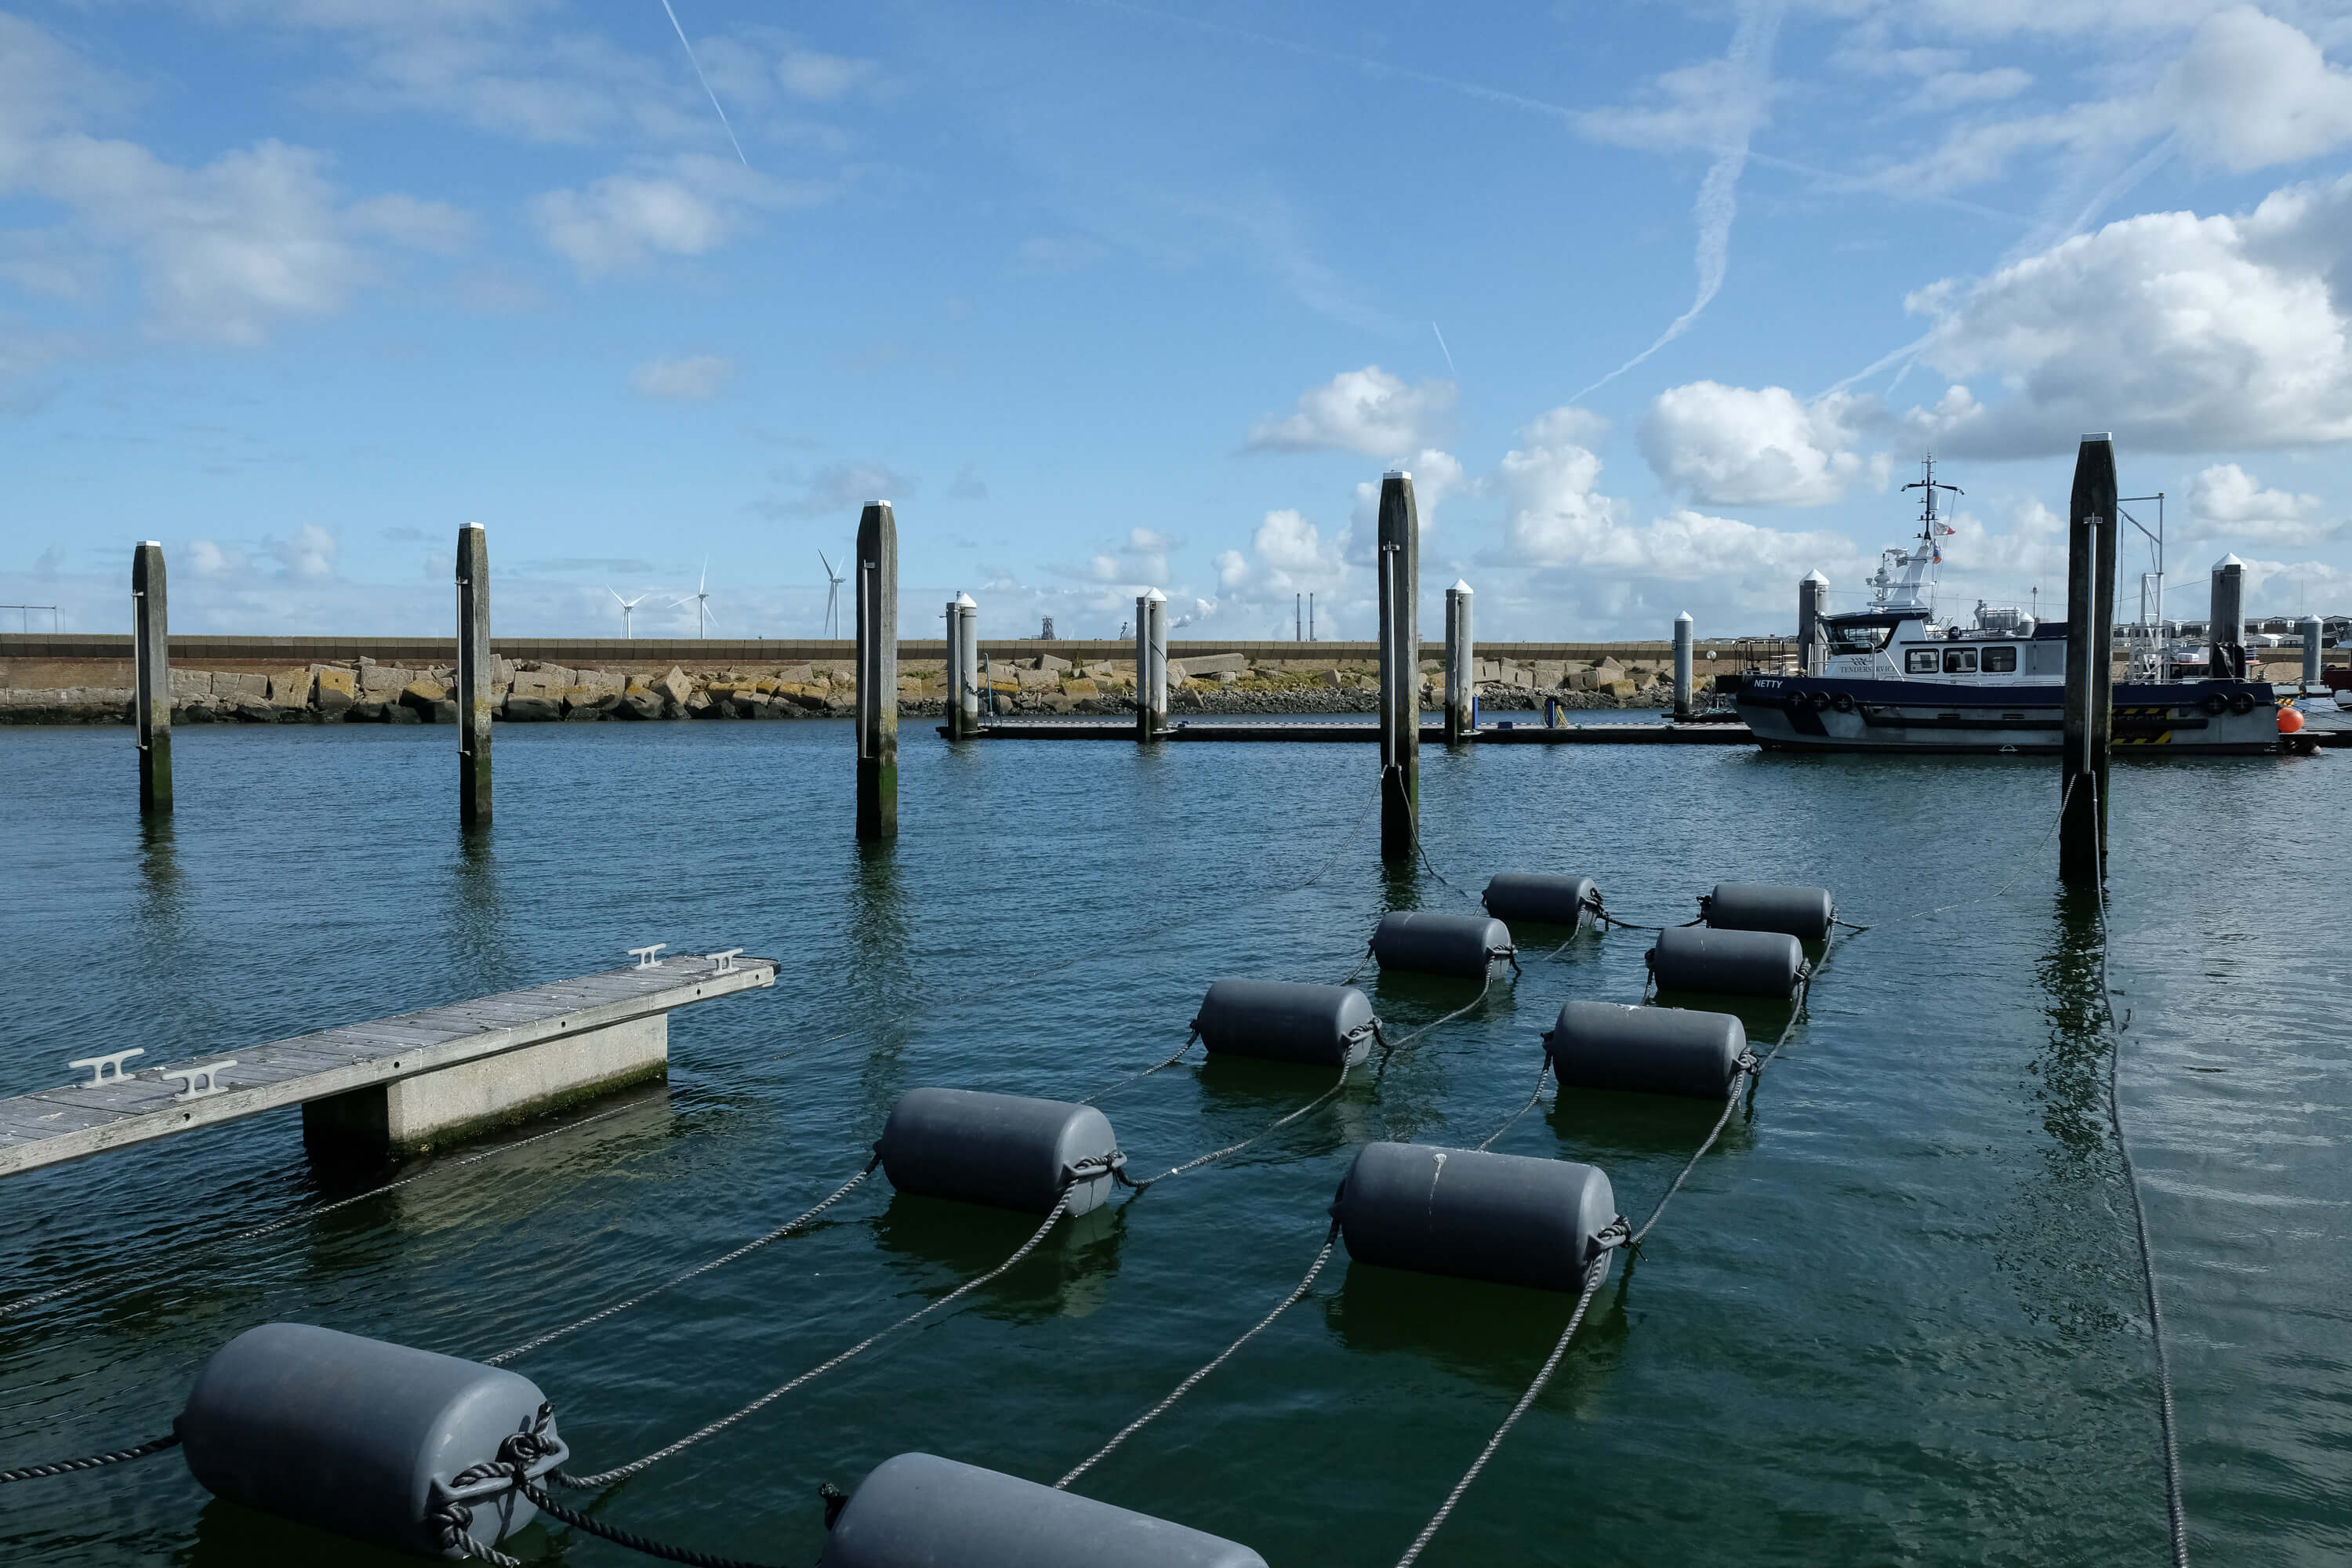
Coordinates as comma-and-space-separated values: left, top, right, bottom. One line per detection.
0, 1429, 180, 1486
485, 1158, 880, 1367
555, 1189, 1075, 1489
1475, 1058, 1551, 1152
1056, 1221, 1341, 1490
1393, 1233, 1623, 1566
1080, 1032, 1197, 1106
519, 1476, 779, 1568
1118, 1066, 1352, 1192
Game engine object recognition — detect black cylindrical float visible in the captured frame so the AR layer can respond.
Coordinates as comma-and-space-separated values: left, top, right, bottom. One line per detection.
1370, 911, 1514, 978
877, 1087, 1120, 1217
1646, 925, 1805, 998
1543, 1000, 1747, 1098
819, 1452, 1266, 1567
1702, 882, 1834, 941
1479, 873, 1597, 928
180, 1323, 564, 1559
1330, 1142, 1617, 1293
1192, 980, 1377, 1067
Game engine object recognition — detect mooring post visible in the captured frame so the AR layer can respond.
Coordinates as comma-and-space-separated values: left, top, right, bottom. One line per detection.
131, 541, 171, 815
1672, 612, 1695, 720
1796, 570, 1828, 674
1443, 579, 1474, 746
855, 501, 898, 840
1377, 470, 1420, 864
456, 524, 492, 826
2209, 554, 2246, 681
2302, 612, 2323, 689
949, 592, 979, 739
1136, 588, 1167, 740
2060, 434, 2118, 885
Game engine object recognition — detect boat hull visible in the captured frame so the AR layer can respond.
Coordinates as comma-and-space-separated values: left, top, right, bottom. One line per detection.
1735, 676, 2281, 754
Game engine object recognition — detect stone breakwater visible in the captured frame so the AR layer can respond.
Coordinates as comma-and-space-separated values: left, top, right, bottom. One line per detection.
0, 649, 1741, 725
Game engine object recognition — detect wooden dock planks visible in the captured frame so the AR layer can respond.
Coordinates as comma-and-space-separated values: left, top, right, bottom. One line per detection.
0, 955, 776, 1178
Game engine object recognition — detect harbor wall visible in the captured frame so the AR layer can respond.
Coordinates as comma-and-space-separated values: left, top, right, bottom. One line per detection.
0, 636, 1759, 724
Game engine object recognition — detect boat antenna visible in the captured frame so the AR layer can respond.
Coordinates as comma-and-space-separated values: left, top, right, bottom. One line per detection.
1902, 453, 1963, 542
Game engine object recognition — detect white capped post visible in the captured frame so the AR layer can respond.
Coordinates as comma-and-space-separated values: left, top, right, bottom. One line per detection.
1443, 579, 1474, 746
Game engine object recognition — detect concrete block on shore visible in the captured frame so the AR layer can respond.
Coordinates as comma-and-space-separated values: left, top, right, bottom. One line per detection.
1171, 652, 1248, 678
503, 695, 561, 721
270, 669, 313, 705
1016, 666, 1059, 688
656, 666, 694, 706
314, 666, 355, 714
347, 700, 388, 722
358, 666, 409, 699
386, 703, 422, 724
429, 699, 459, 724
617, 687, 664, 720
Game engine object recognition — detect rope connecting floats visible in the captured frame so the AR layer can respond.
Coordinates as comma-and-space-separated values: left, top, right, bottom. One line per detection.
553, 1182, 1083, 1490
1079, 1031, 1197, 1106
485, 1156, 882, 1367
1113, 1065, 1353, 1195
1392, 1225, 1628, 1568
0, 1429, 181, 1486
1054, 1219, 1345, 1490
432, 1406, 773, 1568
2085, 776, 2190, 1568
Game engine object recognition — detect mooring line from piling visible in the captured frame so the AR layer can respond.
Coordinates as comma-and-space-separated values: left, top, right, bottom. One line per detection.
1392, 1232, 1624, 1568
1475, 1058, 1551, 1151
2086, 776, 2191, 1568
1054, 1218, 1342, 1491
1079, 1031, 1197, 1106
0, 1102, 644, 1323
1115, 1066, 1354, 1194
553, 1186, 1078, 1490
483, 1157, 882, 1367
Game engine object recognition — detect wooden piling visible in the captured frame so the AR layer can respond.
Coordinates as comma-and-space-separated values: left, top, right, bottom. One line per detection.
131, 542, 170, 815
2209, 555, 2246, 681
856, 502, 898, 840
947, 593, 979, 739
1673, 612, 1694, 720
1377, 471, 1420, 864
1797, 571, 1827, 674
1443, 579, 1474, 746
2060, 434, 2118, 884
1137, 589, 1168, 740
456, 524, 492, 826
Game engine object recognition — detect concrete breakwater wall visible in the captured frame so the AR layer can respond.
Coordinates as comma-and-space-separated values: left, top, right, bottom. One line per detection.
0, 640, 1735, 725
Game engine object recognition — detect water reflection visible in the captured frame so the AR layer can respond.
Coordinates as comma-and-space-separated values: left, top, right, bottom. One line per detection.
848, 844, 914, 1130
1322, 1258, 1628, 1404
445, 824, 511, 980
870, 1192, 1123, 1322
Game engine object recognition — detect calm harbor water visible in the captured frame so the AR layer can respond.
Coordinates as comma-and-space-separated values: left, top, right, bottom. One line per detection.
2, 719, 2346, 1566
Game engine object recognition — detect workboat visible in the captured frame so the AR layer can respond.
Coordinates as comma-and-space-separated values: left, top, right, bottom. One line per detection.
1738, 459, 2281, 754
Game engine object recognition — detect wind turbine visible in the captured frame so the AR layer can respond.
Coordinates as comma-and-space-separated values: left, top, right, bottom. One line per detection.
672, 559, 715, 638
819, 550, 847, 638
608, 586, 649, 638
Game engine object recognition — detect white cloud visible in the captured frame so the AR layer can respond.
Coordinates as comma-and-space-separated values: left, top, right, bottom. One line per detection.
630, 354, 734, 399
533, 154, 825, 273
1905, 172, 2352, 456
2183, 463, 2339, 545
1212, 508, 1358, 633
2158, 6, 2352, 172
269, 524, 338, 579
0, 17, 469, 345
1247, 366, 1457, 456
778, 49, 880, 103
1640, 383, 1886, 506
1348, 450, 1467, 544
188, 539, 234, 576
758, 460, 912, 521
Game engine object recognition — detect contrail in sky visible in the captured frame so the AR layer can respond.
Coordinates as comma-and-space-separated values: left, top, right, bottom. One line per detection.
1576, 0, 1785, 401
659, 0, 747, 165
1431, 322, 1457, 376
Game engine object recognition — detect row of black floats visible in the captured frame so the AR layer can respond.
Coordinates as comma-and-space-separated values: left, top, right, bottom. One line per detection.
161, 886, 1828, 1566
158, 912, 1516, 1566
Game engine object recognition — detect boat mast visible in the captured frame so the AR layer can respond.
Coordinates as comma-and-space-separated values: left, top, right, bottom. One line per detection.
1900, 455, 1962, 619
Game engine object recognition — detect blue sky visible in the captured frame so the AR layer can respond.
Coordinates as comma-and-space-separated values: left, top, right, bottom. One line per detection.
4, 0, 2351, 641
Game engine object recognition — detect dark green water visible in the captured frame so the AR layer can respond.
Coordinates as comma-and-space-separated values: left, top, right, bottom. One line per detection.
1, 721, 2345, 1566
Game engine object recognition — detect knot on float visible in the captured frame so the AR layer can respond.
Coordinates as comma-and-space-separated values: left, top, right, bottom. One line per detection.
430, 1403, 564, 1563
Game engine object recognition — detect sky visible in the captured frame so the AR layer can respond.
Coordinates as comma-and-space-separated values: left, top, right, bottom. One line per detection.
4, 0, 2352, 643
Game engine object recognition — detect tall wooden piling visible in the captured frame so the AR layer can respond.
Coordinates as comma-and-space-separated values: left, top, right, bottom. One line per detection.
1673, 612, 1694, 720
2209, 555, 2246, 680
131, 542, 170, 815
1136, 589, 1167, 740
456, 524, 492, 826
855, 502, 898, 840
1376, 471, 1420, 864
1796, 571, 1828, 674
1443, 579, 1474, 745
2060, 434, 2118, 885
947, 593, 979, 739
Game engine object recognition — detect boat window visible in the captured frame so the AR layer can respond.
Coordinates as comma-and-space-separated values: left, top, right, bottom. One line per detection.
1981, 644, 2018, 673
1906, 648, 1939, 673
1828, 624, 1889, 654
1943, 648, 1979, 673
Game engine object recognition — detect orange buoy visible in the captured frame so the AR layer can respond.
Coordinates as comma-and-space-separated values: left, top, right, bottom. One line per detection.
2278, 706, 2307, 734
